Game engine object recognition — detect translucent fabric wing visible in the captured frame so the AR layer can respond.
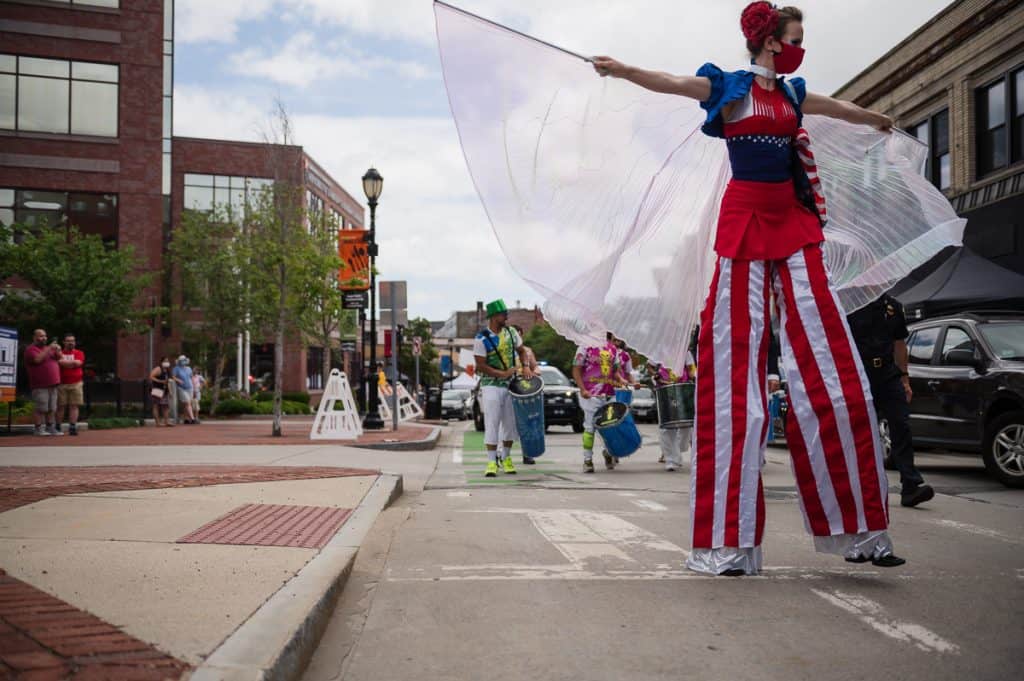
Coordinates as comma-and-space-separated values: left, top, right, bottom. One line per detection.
435, 2, 964, 370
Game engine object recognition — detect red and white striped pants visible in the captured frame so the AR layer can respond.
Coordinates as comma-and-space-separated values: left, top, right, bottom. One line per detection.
688, 245, 893, 575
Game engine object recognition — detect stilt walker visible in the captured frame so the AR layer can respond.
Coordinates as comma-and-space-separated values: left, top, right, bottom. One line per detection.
593, 2, 905, 574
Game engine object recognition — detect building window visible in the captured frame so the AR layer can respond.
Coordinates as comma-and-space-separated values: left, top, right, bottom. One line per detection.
0, 54, 118, 137
307, 347, 325, 391
977, 66, 1024, 178
47, 1, 120, 7
183, 174, 273, 214
908, 109, 950, 190
0, 188, 118, 244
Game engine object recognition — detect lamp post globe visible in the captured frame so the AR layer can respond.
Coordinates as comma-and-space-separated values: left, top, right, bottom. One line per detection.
362, 167, 385, 430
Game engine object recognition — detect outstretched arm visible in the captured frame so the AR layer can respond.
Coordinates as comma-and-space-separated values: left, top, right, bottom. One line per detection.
592, 56, 711, 100
802, 92, 892, 131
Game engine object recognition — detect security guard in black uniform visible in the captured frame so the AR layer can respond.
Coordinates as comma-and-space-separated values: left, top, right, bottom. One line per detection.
847, 294, 934, 507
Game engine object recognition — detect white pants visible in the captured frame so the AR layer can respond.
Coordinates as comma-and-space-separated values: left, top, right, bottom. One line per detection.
659, 426, 691, 467
481, 385, 517, 447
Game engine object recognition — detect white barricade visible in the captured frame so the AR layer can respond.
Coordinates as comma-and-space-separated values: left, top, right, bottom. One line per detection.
377, 383, 423, 424
310, 370, 362, 440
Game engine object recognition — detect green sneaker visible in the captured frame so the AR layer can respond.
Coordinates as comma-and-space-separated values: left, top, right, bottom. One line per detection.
502, 457, 517, 475
485, 461, 498, 478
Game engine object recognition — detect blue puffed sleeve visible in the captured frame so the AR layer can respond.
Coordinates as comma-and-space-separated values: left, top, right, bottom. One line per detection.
697, 62, 755, 138
781, 76, 807, 126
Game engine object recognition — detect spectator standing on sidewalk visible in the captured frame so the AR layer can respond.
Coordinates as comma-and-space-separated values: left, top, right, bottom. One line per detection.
172, 355, 197, 424
191, 368, 206, 420
24, 329, 63, 436
149, 356, 173, 426
57, 333, 85, 436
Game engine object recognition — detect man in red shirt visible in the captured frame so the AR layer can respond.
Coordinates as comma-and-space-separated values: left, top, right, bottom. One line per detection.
24, 328, 63, 436
58, 333, 85, 436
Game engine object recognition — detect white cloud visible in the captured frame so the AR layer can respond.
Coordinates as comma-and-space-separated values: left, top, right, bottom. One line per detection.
228, 32, 436, 89
176, 0, 275, 44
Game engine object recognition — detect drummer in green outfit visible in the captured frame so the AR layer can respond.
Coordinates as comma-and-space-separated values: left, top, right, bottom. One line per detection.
473, 300, 536, 477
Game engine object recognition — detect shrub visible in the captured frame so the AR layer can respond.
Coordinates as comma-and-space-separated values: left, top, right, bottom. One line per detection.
283, 391, 311, 405
89, 417, 142, 430
253, 400, 310, 415
215, 399, 256, 416
254, 392, 274, 402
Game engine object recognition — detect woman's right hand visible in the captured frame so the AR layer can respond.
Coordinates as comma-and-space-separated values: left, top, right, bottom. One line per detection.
592, 56, 627, 78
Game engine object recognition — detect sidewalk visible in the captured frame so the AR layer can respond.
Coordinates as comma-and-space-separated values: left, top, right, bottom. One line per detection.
0, 419, 439, 450
0, 432, 442, 679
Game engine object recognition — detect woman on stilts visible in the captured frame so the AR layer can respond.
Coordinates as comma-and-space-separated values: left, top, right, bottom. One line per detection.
593, 2, 905, 575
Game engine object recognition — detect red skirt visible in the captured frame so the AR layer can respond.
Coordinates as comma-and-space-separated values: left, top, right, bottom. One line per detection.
714, 179, 824, 261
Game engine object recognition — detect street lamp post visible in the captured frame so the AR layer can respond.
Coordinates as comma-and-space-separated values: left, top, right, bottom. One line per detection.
362, 167, 385, 430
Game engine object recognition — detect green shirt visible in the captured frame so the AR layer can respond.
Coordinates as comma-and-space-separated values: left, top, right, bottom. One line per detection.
473, 326, 521, 387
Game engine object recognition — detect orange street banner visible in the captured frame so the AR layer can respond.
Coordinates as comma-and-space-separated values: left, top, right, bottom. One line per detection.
338, 230, 370, 291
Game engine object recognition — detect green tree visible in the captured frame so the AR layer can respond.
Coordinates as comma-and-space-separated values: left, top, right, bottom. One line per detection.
170, 205, 253, 414
399, 317, 440, 388
0, 223, 156, 359
524, 322, 578, 376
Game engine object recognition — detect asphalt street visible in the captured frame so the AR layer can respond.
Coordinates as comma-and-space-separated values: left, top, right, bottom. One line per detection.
302, 421, 1024, 681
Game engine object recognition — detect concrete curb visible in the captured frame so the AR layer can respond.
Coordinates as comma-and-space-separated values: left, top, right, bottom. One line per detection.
190, 473, 404, 681
352, 426, 441, 452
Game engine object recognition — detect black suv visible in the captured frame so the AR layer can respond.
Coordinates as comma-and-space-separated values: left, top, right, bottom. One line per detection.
473, 365, 584, 433
901, 312, 1024, 487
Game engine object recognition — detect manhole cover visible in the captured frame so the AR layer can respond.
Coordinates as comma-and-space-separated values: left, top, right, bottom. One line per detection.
178, 504, 352, 549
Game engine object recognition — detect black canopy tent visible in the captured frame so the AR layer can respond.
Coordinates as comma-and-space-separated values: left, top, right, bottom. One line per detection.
894, 247, 1024, 320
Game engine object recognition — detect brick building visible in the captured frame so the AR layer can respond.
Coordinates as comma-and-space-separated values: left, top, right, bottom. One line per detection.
0, 0, 365, 396
833, 0, 1024, 274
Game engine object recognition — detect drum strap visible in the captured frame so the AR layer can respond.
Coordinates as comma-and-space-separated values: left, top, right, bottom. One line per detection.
482, 328, 514, 372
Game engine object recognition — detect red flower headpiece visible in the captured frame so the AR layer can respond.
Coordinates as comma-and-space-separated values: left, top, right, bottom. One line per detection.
741, 1, 780, 46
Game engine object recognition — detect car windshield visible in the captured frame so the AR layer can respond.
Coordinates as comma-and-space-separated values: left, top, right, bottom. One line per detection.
634, 388, 653, 399
443, 390, 470, 400
979, 323, 1024, 360
539, 368, 570, 385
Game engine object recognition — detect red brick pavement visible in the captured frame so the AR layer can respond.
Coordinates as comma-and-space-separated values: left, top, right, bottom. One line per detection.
0, 569, 190, 679
0, 466, 377, 514
178, 504, 353, 549
0, 421, 436, 448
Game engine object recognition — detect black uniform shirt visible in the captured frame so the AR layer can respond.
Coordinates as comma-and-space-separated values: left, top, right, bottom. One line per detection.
846, 294, 908, 374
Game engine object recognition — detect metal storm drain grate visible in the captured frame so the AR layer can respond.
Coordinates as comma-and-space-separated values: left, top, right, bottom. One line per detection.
178, 504, 352, 549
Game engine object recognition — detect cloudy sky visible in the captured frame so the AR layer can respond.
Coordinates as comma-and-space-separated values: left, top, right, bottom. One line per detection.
173, 0, 950, 322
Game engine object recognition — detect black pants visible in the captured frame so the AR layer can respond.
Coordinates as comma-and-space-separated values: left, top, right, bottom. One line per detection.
868, 371, 925, 492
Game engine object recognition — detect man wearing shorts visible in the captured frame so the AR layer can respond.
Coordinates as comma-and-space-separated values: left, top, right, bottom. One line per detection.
57, 333, 85, 436
473, 299, 534, 477
24, 329, 63, 436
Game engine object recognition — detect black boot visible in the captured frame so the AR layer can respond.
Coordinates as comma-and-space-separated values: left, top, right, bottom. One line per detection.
901, 484, 934, 508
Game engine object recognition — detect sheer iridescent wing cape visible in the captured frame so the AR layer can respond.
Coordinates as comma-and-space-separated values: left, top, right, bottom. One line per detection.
434, 2, 965, 370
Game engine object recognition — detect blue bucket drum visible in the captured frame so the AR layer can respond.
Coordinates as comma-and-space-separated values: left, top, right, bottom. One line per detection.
595, 401, 642, 458
509, 375, 545, 459
614, 388, 633, 406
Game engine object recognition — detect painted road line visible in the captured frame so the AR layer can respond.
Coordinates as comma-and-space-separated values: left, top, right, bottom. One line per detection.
390, 567, 891, 582
631, 499, 668, 512
929, 519, 1022, 545
452, 447, 463, 464
447, 491, 471, 498
811, 589, 959, 654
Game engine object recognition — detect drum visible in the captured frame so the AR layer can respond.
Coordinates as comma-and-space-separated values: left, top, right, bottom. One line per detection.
614, 388, 633, 406
509, 375, 545, 459
655, 382, 695, 429
595, 401, 642, 458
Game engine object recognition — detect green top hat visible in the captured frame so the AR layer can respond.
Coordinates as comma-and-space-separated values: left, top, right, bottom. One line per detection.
485, 299, 509, 317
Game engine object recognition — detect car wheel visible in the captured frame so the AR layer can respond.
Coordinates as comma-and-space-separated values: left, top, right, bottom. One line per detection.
982, 410, 1024, 488
474, 404, 485, 432
572, 416, 584, 434
877, 416, 895, 470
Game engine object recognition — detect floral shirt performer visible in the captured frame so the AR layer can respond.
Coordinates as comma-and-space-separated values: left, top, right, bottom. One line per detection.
572, 334, 621, 474
593, 1, 902, 575
473, 299, 534, 478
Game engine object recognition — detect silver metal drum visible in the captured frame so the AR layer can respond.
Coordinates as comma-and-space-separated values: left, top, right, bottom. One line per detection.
655, 382, 695, 429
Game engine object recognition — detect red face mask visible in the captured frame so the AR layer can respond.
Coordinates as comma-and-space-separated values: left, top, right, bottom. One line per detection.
772, 42, 805, 74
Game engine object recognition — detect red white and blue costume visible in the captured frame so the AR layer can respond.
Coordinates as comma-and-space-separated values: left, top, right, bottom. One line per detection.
687, 64, 893, 575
